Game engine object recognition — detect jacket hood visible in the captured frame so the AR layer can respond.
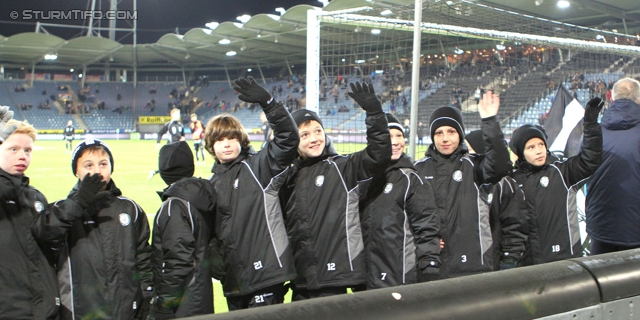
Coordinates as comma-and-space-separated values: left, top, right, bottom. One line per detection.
425, 141, 468, 161
602, 99, 640, 131
160, 177, 216, 213
514, 152, 557, 175
386, 153, 414, 172
211, 145, 255, 175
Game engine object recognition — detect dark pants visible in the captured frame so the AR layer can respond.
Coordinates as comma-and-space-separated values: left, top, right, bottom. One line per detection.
590, 238, 639, 255
291, 286, 350, 301
226, 283, 287, 311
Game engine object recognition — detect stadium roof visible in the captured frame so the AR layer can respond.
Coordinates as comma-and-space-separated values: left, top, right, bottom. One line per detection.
0, 0, 638, 73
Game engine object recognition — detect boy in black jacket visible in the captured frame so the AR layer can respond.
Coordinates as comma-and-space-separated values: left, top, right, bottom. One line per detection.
205, 77, 299, 310
149, 141, 216, 319
0, 108, 60, 319
510, 97, 603, 265
465, 130, 527, 270
414, 92, 512, 278
360, 113, 440, 289
281, 82, 391, 299
33, 139, 153, 319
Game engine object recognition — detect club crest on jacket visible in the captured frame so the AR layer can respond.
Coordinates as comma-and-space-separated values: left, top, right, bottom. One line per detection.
315, 175, 325, 187
452, 170, 463, 182
119, 213, 131, 226
384, 183, 393, 194
34, 201, 44, 212
540, 176, 549, 188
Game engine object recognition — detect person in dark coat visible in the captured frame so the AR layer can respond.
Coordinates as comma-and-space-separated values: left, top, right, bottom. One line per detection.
280, 82, 391, 300
586, 78, 640, 254
465, 130, 527, 270
0, 110, 60, 319
33, 139, 153, 320
205, 77, 299, 310
414, 92, 512, 278
149, 141, 216, 319
511, 97, 603, 265
360, 113, 440, 289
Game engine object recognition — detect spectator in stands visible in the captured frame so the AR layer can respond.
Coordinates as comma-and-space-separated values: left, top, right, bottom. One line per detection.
33, 139, 153, 319
465, 130, 527, 270
280, 82, 390, 300
0, 108, 60, 319
414, 92, 512, 278
510, 97, 603, 265
417, 121, 425, 146
190, 113, 206, 163
64, 120, 75, 153
360, 113, 440, 289
586, 78, 640, 254
149, 141, 215, 318
205, 77, 299, 310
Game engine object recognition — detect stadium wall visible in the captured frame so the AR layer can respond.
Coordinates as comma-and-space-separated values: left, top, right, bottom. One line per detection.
186, 249, 640, 320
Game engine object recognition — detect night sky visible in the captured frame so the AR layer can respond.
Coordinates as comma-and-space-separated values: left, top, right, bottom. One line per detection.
0, 0, 321, 43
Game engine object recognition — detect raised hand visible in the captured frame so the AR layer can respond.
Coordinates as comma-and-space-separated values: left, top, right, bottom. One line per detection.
584, 97, 604, 123
0, 106, 17, 143
348, 82, 383, 115
232, 77, 273, 108
478, 91, 500, 119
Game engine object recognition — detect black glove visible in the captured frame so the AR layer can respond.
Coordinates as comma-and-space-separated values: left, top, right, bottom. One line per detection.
348, 82, 383, 116
0, 106, 17, 143
233, 76, 273, 109
420, 266, 440, 282
584, 97, 604, 123
74, 173, 108, 209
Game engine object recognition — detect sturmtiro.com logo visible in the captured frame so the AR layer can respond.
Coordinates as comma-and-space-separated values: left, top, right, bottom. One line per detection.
10, 10, 138, 20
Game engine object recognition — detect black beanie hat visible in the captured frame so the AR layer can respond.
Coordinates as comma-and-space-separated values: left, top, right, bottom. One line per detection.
385, 113, 404, 136
159, 141, 194, 185
291, 109, 323, 128
465, 130, 484, 154
71, 139, 114, 175
509, 124, 548, 159
429, 106, 465, 140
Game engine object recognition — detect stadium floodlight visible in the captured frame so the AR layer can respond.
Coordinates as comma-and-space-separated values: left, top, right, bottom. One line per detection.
202, 29, 212, 35
318, 0, 329, 7
219, 38, 231, 45
70, 68, 74, 72
275, 7, 286, 15
226, 51, 237, 56
496, 43, 506, 50
205, 22, 219, 30
371, 29, 381, 35
44, 54, 58, 60
355, 59, 366, 64
237, 15, 251, 23
454, 47, 464, 54
380, 10, 393, 16
557, 0, 570, 8
78, 74, 83, 78
247, 68, 252, 72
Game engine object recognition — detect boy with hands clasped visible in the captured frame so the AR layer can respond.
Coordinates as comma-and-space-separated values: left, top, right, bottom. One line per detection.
33, 139, 153, 320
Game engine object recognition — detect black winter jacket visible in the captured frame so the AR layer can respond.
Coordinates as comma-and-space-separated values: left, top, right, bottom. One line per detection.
149, 177, 216, 319
478, 176, 527, 269
33, 180, 153, 320
0, 170, 60, 319
360, 154, 440, 289
209, 102, 299, 297
281, 112, 391, 290
513, 121, 601, 264
414, 117, 511, 278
